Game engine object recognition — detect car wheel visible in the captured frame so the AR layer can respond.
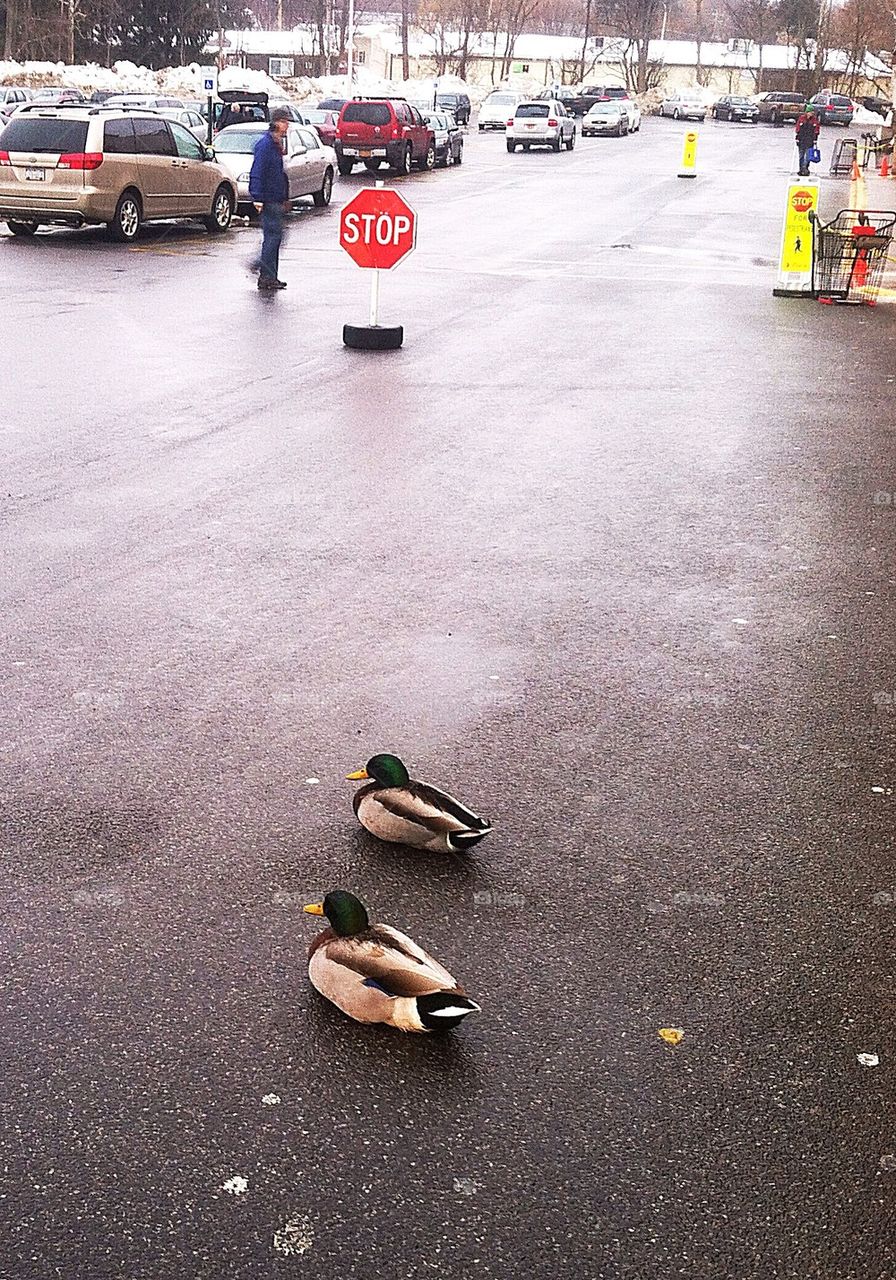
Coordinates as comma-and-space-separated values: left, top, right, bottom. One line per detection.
421, 141, 435, 171
567, 130, 575, 150
204, 184, 234, 233
552, 133, 562, 151
107, 189, 142, 242
400, 143, 412, 175
673, 108, 680, 120
7, 220, 38, 236
507, 139, 516, 152
312, 168, 333, 208
337, 159, 354, 176
478, 123, 484, 131
455, 143, 463, 164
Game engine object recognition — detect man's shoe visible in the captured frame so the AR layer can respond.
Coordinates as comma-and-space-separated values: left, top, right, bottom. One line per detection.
258, 277, 277, 290
274, 279, 287, 289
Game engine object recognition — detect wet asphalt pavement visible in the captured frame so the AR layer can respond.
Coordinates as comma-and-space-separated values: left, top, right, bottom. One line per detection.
1, 118, 895, 1279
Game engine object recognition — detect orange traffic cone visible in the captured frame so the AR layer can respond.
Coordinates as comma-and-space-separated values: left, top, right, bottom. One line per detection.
851, 159, 861, 180
881, 154, 890, 178
853, 248, 869, 288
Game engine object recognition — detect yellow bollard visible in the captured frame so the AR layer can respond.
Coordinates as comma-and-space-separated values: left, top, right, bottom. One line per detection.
678, 130, 698, 179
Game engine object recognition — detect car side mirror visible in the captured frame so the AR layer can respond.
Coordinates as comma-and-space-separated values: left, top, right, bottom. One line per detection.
203, 146, 215, 160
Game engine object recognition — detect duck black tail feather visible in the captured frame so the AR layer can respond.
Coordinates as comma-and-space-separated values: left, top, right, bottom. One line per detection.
447, 828, 491, 852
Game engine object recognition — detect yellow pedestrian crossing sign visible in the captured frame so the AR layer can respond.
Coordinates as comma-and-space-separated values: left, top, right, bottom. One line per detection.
678, 131, 698, 178
773, 182, 819, 296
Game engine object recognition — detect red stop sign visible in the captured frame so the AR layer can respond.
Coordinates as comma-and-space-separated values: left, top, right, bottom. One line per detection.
339, 187, 417, 270
791, 189, 814, 213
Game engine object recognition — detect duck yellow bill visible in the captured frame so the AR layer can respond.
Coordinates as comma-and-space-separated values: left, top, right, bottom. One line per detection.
345, 768, 369, 780
303, 902, 325, 916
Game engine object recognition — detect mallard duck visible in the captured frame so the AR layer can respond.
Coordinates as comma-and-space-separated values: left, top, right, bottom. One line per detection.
303, 890, 480, 1032
346, 753, 492, 853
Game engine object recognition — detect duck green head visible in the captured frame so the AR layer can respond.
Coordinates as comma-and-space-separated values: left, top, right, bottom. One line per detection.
346, 753, 410, 788
304, 890, 370, 937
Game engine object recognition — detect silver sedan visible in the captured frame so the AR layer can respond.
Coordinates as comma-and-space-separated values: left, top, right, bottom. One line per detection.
213, 123, 335, 214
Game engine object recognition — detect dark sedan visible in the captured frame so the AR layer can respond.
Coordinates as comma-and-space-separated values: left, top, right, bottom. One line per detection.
712, 95, 759, 122
423, 110, 464, 166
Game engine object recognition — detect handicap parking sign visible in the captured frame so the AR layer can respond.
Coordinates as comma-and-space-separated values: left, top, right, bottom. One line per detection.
203, 76, 215, 92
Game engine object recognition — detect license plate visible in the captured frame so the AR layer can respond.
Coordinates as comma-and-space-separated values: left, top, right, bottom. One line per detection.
25, 167, 45, 181
360, 149, 385, 157
343, 147, 358, 155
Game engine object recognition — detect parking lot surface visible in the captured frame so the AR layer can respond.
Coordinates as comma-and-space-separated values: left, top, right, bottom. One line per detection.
2, 120, 895, 1279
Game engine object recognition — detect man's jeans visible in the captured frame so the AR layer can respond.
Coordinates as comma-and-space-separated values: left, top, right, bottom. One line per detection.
259, 203, 284, 281
798, 146, 812, 174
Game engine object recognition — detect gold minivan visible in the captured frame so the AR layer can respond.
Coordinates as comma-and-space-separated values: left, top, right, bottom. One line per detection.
0, 105, 238, 240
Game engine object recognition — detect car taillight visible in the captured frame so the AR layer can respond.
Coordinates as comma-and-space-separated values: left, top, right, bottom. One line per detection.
548, 118, 558, 127
392, 124, 401, 138
58, 152, 103, 170
0, 150, 10, 166
507, 118, 514, 126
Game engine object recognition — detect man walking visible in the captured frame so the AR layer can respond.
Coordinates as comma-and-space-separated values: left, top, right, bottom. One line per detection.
795, 106, 820, 177
249, 108, 290, 290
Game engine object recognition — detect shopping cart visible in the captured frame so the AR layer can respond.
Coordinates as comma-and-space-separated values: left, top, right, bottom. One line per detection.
811, 209, 896, 305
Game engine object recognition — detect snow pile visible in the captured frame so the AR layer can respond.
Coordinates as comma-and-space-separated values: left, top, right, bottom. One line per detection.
0, 57, 486, 111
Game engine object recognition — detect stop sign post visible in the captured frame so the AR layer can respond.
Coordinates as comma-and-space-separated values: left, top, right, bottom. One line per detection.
339, 181, 417, 350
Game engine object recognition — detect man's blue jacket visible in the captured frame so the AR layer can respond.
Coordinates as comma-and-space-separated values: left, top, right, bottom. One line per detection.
249, 131, 288, 204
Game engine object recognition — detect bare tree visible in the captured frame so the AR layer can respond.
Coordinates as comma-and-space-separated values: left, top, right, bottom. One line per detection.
724, 0, 776, 90
609, 0, 667, 91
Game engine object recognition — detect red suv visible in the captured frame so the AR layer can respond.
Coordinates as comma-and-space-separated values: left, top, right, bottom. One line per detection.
336, 98, 435, 176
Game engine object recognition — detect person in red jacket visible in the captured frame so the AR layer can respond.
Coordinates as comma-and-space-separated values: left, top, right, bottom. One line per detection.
795, 108, 820, 176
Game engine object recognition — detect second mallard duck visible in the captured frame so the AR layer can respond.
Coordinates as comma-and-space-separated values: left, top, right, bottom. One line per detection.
346, 752, 492, 853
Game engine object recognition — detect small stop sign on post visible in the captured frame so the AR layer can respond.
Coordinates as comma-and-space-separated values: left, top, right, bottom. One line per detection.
340, 186, 417, 269
340, 184, 417, 350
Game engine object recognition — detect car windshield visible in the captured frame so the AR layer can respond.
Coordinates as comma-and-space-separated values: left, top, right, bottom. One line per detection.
517, 104, 549, 118
304, 109, 331, 124
486, 94, 516, 105
728, 97, 751, 104
342, 102, 391, 125
591, 102, 622, 111
1, 117, 88, 151
214, 128, 264, 152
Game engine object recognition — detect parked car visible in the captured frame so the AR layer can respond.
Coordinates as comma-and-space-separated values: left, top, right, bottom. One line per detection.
534, 86, 580, 113
0, 105, 236, 241
582, 99, 639, 136
507, 100, 576, 152
0, 87, 32, 112
89, 89, 119, 104
808, 90, 855, 125
573, 85, 631, 115
212, 91, 305, 133
212, 122, 334, 215
30, 88, 85, 104
435, 91, 471, 125
756, 92, 805, 124
659, 90, 706, 121
711, 95, 759, 122
300, 107, 338, 146
157, 107, 209, 140
103, 94, 185, 110
318, 97, 348, 113
477, 91, 521, 131
422, 110, 464, 165
335, 97, 435, 176
860, 95, 891, 117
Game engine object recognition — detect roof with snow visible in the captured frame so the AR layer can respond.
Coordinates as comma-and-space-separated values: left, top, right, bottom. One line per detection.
207, 27, 891, 80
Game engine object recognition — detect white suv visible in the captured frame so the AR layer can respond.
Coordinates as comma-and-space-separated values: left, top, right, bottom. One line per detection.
507, 100, 576, 153
478, 91, 521, 131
